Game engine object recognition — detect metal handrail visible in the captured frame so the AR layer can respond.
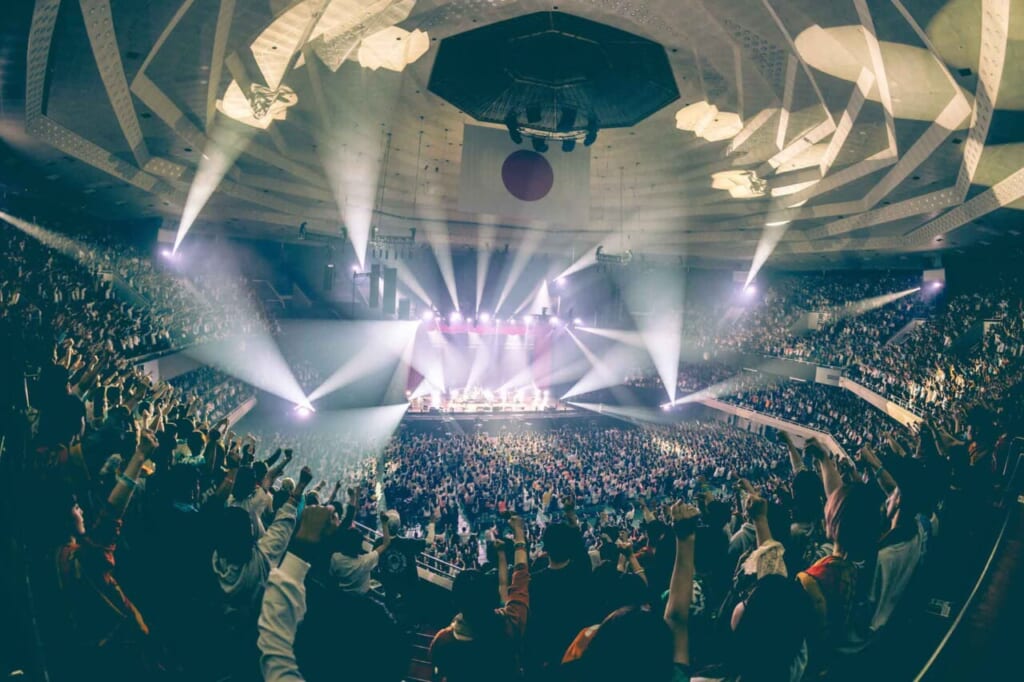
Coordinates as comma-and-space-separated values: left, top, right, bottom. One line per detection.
913, 446, 1024, 681
351, 521, 463, 580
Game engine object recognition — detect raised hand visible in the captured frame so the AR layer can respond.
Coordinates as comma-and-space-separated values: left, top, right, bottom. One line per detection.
744, 493, 767, 521
135, 429, 158, 458
669, 500, 700, 522
297, 465, 314, 489
805, 438, 827, 461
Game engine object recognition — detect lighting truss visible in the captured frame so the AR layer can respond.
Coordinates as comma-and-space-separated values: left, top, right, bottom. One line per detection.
369, 226, 417, 259
370, 226, 416, 249
595, 245, 632, 266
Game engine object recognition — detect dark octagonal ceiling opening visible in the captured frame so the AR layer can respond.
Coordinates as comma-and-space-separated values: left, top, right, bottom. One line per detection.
428, 12, 680, 134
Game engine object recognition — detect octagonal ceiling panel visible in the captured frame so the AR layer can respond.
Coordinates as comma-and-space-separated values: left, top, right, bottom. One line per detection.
428, 11, 679, 132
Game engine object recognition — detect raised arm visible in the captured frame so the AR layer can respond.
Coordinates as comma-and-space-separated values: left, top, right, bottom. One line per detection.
373, 511, 393, 555
107, 430, 157, 516
504, 514, 530, 636
258, 506, 335, 682
809, 440, 842, 498
664, 501, 699, 668
339, 487, 358, 529
858, 445, 897, 497
264, 448, 292, 487
258, 467, 313, 566
780, 431, 806, 474
493, 538, 510, 603
618, 535, 648, 586
746, 493, 772, 547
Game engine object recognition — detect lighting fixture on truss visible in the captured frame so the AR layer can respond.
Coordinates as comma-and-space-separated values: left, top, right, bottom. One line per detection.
505, 109, 600, 152
369, 226, 417, 260
595, 245, 632, 266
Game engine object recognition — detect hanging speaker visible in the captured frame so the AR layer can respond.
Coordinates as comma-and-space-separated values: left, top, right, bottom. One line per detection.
382, 266, 397, 315
398, 298, 410, 321
369, 264, 381, 307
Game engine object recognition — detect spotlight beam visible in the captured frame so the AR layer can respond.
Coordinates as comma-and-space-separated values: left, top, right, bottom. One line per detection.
476, 221, 497, 312
575, 326, 647, 348
562, 338, 647, 400
569, 401, 679, 426
306, 321, 418, 402
395, 262, 432, 308
744, 220, 791, 288
312, 402, 410, 449
621, 266, 685, 404
186, 336, 307, 406
822, 287, 922, 321
421, 217, 460, 310
553, 238, 605, 280
495, 231, 543, 314
175, 122, 256, 252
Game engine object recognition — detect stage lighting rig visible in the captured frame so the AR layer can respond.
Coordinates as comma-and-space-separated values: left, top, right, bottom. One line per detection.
369, 226, 417, 261
505, 112, 523, 144
595, 245, 632, 266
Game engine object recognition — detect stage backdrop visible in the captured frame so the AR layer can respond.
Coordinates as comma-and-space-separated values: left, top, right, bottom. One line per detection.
458, 124, 590, 225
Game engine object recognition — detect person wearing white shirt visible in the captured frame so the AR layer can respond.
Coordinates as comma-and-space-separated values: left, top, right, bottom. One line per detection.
329, 510, 392, 594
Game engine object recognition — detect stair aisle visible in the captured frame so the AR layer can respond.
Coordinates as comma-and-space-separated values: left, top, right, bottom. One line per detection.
406, 627, 437, 682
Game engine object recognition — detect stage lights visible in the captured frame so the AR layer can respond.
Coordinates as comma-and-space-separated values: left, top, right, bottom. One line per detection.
479, 312, 491, 323
293, 403, 315, 418
422, 310, 435, 322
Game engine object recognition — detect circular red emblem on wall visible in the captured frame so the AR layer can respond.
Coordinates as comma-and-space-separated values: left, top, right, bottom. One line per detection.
501, 150, 554, 202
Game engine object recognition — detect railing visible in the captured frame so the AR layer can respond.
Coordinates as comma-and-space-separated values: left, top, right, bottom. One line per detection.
843, 365, 939, 419
352, 522, 460, 588
697, 396, 851, 461
913, 441, 1024, 680
838, 376, 924, 428
224, 396, 257, 428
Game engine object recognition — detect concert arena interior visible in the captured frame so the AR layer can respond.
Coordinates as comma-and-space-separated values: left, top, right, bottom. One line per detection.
2, 1, 1024, 680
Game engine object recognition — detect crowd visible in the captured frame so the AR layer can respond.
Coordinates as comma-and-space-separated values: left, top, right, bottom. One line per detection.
0, 226, 177, 360
626, 361, 737, 394
713, 376, 906, 456
849, 279, 1024, 417
168, 366, 257, 424
16, 311, 1013, 682
691, 273, 927, 363
1, 219, 274, 358
2, 214, 1021, 682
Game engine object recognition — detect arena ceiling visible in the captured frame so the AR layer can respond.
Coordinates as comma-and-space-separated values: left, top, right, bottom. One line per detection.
1, 0, 1023, 267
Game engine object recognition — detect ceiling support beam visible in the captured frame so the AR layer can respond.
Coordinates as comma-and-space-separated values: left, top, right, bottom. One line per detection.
79, 0, 151, 168
206, 0, 236, 131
